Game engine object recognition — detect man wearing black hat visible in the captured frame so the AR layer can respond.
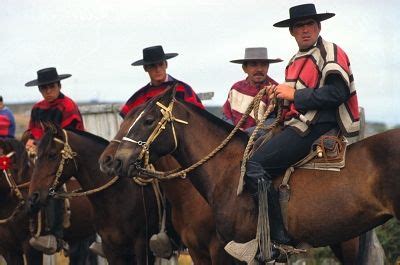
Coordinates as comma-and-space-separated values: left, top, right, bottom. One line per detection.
120, 45, 204, 118
222, 47, 282, 131
25, 67, 84, 254
244, 3, 360, 247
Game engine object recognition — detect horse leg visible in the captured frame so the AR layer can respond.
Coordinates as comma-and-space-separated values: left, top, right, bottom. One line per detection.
187, 248, 212, 265
20, 240, 42, 265
330, 237, 359, 265
209, 237, 237, 264
67, 235, 98, 265
1, 251, 24, 265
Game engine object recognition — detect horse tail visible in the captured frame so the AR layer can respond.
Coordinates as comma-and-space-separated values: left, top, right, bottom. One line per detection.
356, 230, 385, 265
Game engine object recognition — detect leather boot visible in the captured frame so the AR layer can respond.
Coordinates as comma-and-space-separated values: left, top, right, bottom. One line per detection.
245, 160, 266, 194
266, 180, 291, 245
245, 161, 291, 245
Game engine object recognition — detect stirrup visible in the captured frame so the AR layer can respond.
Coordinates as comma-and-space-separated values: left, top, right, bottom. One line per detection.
29, 235, 58, 255
224, 239, 260, 265
89, 242, 105, 257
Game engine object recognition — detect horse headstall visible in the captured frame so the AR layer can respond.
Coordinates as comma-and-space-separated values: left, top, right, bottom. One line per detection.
122, 97, 188, 173
47, 129, 78, 197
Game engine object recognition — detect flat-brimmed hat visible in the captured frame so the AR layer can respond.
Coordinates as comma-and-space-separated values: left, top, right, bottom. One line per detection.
131, 45, 178, 66
25, 67, 71, 87
230, 47, 283, 64
273, 3, 335, 28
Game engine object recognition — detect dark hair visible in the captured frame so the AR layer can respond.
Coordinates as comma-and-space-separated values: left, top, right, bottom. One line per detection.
0, 96, 3, 102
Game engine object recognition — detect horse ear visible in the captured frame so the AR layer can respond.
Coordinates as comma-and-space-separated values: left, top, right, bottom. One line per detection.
161, 81, 178, 104
41, 121, 59, 135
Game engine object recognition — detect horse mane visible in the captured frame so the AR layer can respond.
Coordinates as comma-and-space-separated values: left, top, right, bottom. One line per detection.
40, 128, 109, 155
178, 99, 249, 142
2, 138, 25, 157
67, 129, 109, 147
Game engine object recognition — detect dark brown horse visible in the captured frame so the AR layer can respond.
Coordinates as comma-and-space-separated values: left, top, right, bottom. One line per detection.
0, 138, 98, 265
99, 109, 235, 264
0, 138, 42, 265
113, 88, 398, 263
28, 125, 159, 265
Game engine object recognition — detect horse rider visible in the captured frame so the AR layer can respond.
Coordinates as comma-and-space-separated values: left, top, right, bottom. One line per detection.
120, 45, 204, 118
0, 95, 16, 139
245, 3, 360, 246
89, 45, 206, 256
24, 67, 85, 254
222, 47, 282, 133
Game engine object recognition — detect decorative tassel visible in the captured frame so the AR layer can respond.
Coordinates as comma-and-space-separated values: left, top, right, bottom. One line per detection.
257, 178, 272, 261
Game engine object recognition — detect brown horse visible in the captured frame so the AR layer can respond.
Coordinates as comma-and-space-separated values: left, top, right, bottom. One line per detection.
0, 138, 42, 265
27, 125, 159, 265
113, 88, 398, 263
0, 138, 98, 265
99, 108, 235, 264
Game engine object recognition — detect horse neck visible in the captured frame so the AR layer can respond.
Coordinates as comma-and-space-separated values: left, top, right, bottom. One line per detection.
68, 134, 111, 191
172, 108, 247, 206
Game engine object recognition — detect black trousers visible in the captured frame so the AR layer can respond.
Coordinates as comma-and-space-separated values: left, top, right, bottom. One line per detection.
248, 123, 338, 178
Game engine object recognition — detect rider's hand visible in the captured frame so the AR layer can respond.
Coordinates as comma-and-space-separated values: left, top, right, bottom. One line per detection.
269, 84, 295, 101
25, 139, 37, 153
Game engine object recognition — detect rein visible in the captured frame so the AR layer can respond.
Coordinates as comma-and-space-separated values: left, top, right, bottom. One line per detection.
47, 129, 119, 199
0, 151, 29, 224
125, 86, 279, 180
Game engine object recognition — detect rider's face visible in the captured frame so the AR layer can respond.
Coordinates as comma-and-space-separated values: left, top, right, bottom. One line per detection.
290, 19, 321, 50
242, 61, 269, 86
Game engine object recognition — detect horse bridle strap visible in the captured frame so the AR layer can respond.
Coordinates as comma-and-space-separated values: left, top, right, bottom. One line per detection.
49, 130, 77, 195
0, 151, 27, 224
47, 129, 120, 198
122, 98, 188, 168
1, 151, 25, 201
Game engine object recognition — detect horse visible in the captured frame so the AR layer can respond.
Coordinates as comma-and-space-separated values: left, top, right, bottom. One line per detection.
99, 108, 235, 264
113, 87, 398, 264
0, 138, 98, 265
27, 125, 160, 265
0, 138, 42, 265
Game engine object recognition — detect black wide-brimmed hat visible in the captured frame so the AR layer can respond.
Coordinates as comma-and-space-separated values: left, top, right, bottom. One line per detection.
131, 45, 178, 66
231, 47, 283, 64
25, 67, 71, 87
273, 3, 335, 28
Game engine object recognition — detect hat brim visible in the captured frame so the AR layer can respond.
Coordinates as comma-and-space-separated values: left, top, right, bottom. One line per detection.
273, 13, 335, 28
25, 74, 72, 87
131, 53, 178, 66
230, 58, 283, 64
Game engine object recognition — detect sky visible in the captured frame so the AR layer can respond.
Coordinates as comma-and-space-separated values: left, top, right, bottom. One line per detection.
1, 0, 399, 125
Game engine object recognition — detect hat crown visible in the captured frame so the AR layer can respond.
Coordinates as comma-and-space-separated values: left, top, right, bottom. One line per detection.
37, 67, 59, 83
143, 45, 166, 64
243, 47, 269, 61
289, 4, 317, 19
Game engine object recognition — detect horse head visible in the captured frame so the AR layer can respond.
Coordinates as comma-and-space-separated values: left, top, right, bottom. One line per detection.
28, 122, 78, 213
99, 104, 147, 176
113, 87, 186, 178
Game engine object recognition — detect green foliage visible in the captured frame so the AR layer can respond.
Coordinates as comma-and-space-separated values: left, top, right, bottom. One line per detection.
376, 219, 400, 264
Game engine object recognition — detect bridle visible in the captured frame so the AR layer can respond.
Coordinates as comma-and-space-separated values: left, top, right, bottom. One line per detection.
0, 150, 30, 224
46, 129, 119, 199
48, 129, 78, 197
122, 90, 188, 170
119, 85, 279, 181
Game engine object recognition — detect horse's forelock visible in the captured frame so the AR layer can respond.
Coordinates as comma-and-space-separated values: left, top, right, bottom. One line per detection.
38, 129, 59, 156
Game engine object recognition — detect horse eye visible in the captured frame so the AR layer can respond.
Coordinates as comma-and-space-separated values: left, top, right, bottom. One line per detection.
48, 152, 58, 160
144, 116, 155, 126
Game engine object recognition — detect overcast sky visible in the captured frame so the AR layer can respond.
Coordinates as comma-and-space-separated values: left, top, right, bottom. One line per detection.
1, 0, 399, 125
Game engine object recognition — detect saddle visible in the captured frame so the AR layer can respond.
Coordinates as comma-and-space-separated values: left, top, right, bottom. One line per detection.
299, 128, 348, 171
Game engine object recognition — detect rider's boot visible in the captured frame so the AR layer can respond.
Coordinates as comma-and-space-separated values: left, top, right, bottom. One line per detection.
245, 161, 291, 245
